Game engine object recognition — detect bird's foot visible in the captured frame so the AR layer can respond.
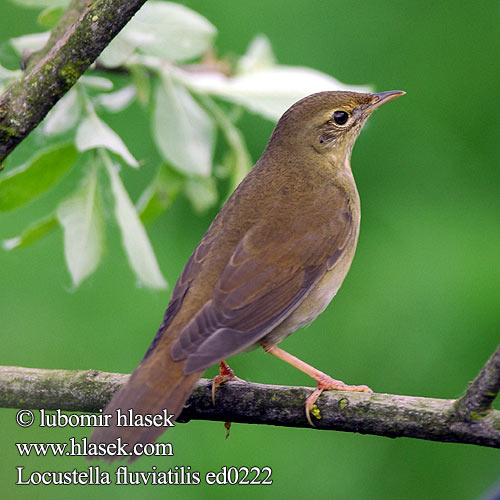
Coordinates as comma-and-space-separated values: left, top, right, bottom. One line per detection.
211, 360, 244, 405
305, 374, 373, 426
212, 361, 244, 439
260, 343, 372, 427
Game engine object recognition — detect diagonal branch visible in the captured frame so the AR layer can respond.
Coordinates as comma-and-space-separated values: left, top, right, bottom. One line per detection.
1, 363, 499, 449
455, 344, 500, 420
0, 0, 147, 164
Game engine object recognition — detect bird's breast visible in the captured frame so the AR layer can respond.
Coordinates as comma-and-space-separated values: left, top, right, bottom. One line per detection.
261, 230, 358, 346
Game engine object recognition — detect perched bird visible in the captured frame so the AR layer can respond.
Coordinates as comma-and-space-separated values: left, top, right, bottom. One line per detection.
90, 89, 404, 459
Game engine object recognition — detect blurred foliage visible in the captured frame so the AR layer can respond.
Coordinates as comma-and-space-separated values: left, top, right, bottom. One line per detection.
1, 0, 499, 499
1, 0, 367, 288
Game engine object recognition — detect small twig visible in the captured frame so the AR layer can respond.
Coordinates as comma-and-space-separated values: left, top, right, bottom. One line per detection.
455, 344, 500, 420
1, 363, 499, 449
0, 0, 147, 164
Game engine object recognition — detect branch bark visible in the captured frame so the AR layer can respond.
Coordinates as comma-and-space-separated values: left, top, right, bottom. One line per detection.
1, 364, 499, 449
0, 0, 147, 164
455, 344, 500, 419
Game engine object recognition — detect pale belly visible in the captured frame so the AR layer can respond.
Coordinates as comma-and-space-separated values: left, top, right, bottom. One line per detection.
260, 243, 356, 346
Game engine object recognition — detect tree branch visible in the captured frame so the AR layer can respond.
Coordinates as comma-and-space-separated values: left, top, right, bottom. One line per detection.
455, 344, 500, 420
0, 0, 147, 164
1, 364, 499, 449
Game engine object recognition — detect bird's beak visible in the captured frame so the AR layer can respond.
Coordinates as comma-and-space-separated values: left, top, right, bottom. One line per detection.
368, 90, 406, 110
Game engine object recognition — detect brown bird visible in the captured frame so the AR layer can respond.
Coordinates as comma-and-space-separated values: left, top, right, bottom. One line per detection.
90, 89, 404, 460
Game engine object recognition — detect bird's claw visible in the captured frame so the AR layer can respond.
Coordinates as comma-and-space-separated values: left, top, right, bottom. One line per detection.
211, 361, 244, 405
305, 375, 373, 427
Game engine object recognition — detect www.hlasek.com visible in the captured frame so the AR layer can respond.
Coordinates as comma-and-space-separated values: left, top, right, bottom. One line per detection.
14, 408, 273, 486
16, 436, 173, 458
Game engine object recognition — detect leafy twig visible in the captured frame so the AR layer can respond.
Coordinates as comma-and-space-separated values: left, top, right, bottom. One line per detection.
0, 0, 147, 164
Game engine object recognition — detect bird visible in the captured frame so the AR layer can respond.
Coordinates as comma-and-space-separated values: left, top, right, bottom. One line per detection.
90, 89, 405, 460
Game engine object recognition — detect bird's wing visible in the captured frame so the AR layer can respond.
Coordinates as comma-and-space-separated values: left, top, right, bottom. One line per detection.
142, 236, 210, 359
171, 201, 356, 374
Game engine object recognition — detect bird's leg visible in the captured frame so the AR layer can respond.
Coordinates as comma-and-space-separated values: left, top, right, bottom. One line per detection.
212, 360, 245, 439
261, 343, 372, 426
211, 360, 244, 405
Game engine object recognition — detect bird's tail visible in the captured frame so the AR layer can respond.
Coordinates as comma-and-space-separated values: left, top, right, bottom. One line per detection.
89, 343, 202, 463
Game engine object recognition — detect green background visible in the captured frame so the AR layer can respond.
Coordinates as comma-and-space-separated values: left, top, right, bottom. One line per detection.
1, 0, 499, 498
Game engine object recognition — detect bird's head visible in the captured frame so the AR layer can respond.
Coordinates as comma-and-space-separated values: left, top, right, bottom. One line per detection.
266, 90, 405, 168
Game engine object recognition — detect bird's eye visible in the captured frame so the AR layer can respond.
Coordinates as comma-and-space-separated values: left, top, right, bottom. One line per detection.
333, 110, 349, 126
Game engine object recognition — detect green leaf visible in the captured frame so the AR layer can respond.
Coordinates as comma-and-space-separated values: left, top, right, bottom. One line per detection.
0, 62, 21, 94
8, 0, 69, 8
43, 88, 81, 136
10, 32, 50, 55
79, 75, 114, 91
0, 62, 21, 83
37, 6, 65, 28
56, 165, 104, 287
130, 64, 150, 106
3, 214, 57, 250
103, 153, 167, 289
76, 111, 138, 167
227, 129, 252, 193
199, 96, 252, 192
179, 44, 371, 121
97, 35, 135, 68
153, 74, 214, 176
185, 176, 218, 213
220, 144, 252, 195
0, 40, 22, 70
137, 164, 185, 224
237, 34, 276, 74
96, 85, 135, 113
119, 1, 216, 62
0, 144, 77, 211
